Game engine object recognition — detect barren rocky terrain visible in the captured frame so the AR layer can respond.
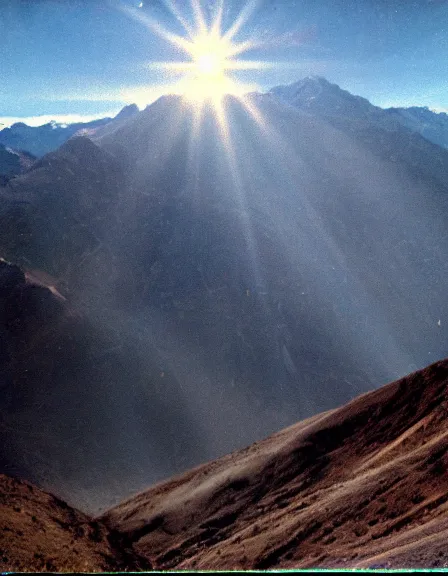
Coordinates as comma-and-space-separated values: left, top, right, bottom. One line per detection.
102, 359, 448, 570
0, 475, 150, 573
2, 357, 446, 572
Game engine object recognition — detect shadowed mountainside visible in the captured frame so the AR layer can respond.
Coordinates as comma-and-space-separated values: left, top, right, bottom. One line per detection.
103, 359, 448, 570
0, 474, 151, 573
0, 145, 35, 182
0, 258, 210, 513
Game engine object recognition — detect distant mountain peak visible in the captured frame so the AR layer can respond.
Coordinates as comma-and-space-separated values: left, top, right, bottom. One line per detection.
385, 105, 448, 149
270, 75, 336, 94
296, 74, 331, 85
268, 76, 379, 124
268, 77, 448, 150
114, 104, 139, 121
60, 134, 100, 154
9, 122, 28, 130
271, 76, 365, 102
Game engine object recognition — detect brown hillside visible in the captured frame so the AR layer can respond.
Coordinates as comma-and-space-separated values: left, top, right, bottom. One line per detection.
1, 359, 447, 571
102, 359, 448, 570
0, 475, 150, 573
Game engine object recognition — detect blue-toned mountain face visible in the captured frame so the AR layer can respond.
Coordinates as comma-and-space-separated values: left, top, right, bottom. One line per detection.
0, 104, 139, 158
272, 76, 448, 151
0, 144, 35, 183
0, 82, 447, 512
386, 106, 448, 150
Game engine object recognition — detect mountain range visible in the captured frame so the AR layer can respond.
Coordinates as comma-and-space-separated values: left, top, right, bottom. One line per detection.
0, 104, 139, 159
1, 78, 447, 172
386, 105, 448, 150
271, 77, 448, 150
0, 76, 447, 518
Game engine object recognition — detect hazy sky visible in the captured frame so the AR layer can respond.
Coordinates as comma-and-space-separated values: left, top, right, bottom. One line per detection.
1, 0, 447, 124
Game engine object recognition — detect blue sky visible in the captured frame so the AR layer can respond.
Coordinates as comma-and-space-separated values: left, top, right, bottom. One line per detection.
1, 0, 447, 125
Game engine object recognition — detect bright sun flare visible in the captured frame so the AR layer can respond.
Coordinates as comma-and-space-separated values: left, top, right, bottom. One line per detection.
181, 30, 250, 101
196, 52, 222, 76
124, 0, 270, 104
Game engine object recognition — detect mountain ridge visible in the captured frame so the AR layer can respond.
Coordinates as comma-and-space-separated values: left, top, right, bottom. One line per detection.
0, 105, 140, 158
0, 474, 151, 572
0, 144, 36, 183
270, 76, 448, 157
385, 105, 448, 149
2, 77, 448, 159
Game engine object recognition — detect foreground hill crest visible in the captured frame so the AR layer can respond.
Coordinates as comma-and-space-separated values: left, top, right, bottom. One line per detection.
100, 358, 448, 570
1, 358, 447, 571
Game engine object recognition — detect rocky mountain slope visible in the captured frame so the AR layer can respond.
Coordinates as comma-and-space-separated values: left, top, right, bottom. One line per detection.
103, 359, 448, 570
271, 77, 448, 154
0, 474, 150, 573
0, 254, 209, 514
0, 145, 35, 183
270, 76, 448, 186
1, 358, 447, 571
270, 76, 386, 123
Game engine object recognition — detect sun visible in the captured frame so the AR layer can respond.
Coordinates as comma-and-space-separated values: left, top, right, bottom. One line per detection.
120, 0, 280, 289
196, 52, 222, 76
191, 34, 228, 77
180, 29, 253, 102
123, 0, 271, 104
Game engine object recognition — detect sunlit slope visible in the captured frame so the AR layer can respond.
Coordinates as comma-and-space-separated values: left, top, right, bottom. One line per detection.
103, 359, 448, 570
2, 358, 447, 571
1, 86, 448, 512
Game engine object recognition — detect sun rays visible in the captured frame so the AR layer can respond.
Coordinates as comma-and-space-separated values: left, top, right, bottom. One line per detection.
117, 0, 283, 200
122, 0, 270, 105
118, 0, 299, 339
